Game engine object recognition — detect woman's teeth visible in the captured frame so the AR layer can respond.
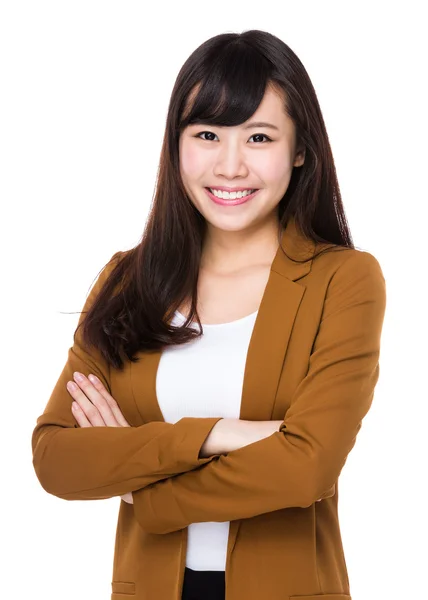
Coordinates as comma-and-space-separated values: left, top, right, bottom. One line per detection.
208, 188, 256, 200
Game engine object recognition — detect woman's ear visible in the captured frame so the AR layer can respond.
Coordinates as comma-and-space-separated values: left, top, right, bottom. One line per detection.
294, 145, 306, 167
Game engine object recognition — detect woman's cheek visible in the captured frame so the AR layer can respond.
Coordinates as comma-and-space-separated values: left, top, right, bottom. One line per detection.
180, 141, 207, 180
257, 152, 293, 186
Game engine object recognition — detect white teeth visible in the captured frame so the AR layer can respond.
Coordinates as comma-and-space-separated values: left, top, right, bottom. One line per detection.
208, 188, 255, 200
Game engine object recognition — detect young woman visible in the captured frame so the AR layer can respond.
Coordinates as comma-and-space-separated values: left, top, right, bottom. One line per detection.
32, 30, 386, 600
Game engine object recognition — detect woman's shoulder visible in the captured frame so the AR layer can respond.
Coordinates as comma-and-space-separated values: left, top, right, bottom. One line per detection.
313, 244, 384, 279
310, 245, 386, 315
90, 248, 133, 296
105, 248, 134, 273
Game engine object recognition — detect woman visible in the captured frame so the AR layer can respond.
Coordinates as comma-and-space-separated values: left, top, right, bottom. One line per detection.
32, 30, 386, 600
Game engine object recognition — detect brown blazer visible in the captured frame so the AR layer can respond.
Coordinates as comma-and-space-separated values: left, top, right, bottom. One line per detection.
31, 217, 387, 600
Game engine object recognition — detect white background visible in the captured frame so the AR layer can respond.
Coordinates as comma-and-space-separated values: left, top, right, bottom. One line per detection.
1, 1, 427, 599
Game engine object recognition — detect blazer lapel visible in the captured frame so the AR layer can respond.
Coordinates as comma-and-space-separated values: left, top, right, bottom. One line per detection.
240, 215, 317, 422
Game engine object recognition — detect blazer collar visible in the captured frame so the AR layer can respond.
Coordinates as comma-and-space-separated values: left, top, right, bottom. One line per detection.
273, 214, 317, 281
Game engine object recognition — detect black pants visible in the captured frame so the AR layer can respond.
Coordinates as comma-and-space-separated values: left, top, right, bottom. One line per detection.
181, 567, 226, 600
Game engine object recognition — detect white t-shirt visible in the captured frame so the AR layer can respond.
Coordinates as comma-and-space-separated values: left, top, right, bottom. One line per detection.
156, 308, 259, 571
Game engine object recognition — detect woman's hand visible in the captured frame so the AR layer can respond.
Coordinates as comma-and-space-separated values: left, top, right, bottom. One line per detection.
66, 371, 134, 504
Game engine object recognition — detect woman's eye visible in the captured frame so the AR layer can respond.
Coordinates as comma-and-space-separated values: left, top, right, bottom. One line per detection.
195, 131, 272, 143
197, 131, 218, 141
248, 133, 272, 143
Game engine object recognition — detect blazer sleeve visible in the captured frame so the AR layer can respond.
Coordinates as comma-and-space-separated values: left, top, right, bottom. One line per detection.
131, 250, 387, 534
31, 251, 222, 501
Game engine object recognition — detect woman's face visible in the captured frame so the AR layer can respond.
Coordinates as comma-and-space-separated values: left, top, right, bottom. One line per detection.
179, 85, 305, 234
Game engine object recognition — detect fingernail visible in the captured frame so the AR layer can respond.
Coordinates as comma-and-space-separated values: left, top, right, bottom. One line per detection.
74, 372, 84, 381
88, 374, 99, 384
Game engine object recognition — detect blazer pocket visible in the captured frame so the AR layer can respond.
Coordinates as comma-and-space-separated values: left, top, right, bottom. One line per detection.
111, 580, 136, 597
289, 594, 351, 600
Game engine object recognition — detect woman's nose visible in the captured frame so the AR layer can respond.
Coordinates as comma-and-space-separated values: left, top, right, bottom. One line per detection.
213, 145, 249, 179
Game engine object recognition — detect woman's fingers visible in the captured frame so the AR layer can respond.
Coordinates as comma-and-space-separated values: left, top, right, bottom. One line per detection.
120, 492, 134, 504
71, 401, 93, 428
87, 374, 130, 427
66, 372, 119, 427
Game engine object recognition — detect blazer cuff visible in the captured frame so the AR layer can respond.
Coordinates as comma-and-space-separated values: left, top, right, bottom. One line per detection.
174, 416, 224, 465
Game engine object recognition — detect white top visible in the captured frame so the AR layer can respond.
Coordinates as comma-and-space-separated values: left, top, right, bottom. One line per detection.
156, 308, 259, 571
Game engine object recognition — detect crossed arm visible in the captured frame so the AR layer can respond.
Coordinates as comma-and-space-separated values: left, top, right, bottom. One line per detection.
32, 250, 385, 530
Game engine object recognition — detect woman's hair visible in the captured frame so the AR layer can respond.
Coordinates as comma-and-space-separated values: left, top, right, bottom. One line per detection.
78, 29, 355, 369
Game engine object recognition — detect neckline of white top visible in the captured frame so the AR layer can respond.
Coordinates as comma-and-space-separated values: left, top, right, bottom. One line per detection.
175, 309, 259, 328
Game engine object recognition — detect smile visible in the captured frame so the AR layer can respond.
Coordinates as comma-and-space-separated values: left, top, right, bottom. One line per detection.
204, 188, 260, 206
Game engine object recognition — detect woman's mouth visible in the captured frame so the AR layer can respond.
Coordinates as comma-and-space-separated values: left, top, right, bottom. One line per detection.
204, 187, 260, 206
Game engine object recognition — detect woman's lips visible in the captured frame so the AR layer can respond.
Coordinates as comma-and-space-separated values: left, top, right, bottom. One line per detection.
204, 188, 260, 206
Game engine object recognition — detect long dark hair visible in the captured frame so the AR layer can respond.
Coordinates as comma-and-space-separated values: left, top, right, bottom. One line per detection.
78, 29, 354, 370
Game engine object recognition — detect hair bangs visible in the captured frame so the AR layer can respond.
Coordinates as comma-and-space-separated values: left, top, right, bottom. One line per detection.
180, 44, 273, 130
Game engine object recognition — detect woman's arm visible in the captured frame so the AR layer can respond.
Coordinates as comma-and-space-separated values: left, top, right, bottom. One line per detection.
122, 418, 333, 504
199, 418, 284, 457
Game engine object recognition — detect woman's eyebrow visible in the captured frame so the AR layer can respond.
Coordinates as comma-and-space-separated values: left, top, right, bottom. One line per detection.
242, 121, 279, 131
188, 121, 279, 131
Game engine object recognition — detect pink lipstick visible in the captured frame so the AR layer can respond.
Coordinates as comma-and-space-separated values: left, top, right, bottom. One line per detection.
204, 188, 260, 206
